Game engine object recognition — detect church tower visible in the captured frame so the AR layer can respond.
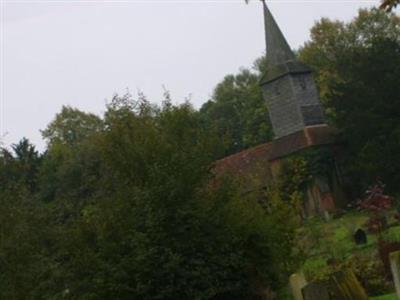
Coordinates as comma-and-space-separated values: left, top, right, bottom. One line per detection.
260, 1, 326, 139
214, 2, 345, 218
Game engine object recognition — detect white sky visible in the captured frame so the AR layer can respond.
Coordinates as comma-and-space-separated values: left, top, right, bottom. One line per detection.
1, 0, 380, 151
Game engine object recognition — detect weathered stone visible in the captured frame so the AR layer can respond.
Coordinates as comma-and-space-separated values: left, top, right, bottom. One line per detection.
301, 282, 330, 300
302, 270, 368, 300
354, 228, 367, 245
329, 270, 369, 299
289, 272, 307, 300
390, 250, 400, 298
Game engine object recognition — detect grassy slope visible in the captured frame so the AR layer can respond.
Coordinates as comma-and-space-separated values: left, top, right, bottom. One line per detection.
372, 293, 396, 300
297, 210, 400, 297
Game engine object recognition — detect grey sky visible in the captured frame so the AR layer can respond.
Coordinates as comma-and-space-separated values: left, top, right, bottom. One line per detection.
1, 0, 379, 151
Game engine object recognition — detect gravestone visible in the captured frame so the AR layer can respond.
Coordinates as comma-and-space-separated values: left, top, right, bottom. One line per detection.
354, 228, 367, 245
301, 282, 330, 300
329, 270, 369, 299
302, 270, 368, 300
289, 272, 307, 300
379, 241, 400, 278
390, 250, 400, 298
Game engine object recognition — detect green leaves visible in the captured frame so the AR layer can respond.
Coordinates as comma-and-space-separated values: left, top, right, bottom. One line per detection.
298, 8, 400, 193
200, 68, 273, 157
0, 93, 296, 299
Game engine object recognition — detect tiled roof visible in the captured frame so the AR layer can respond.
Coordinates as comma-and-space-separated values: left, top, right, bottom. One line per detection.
214, 142, 273, 179
269, 125, 337, 160
214, 125, 337, 180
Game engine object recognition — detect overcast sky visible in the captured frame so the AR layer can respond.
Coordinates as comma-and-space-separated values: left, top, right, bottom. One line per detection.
1, 0, 380, 151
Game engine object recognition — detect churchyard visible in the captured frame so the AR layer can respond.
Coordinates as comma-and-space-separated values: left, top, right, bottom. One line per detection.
289, 207, 400, 299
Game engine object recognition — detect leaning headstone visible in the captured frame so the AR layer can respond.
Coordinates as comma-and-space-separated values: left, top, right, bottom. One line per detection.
354, 228, 367, 245
323, 210, 331, 222
379, 241, 400, 278
289, 272, 307, 300
329, 270, 369, 299
390, 250, 400, 298
301, 282, 330, 300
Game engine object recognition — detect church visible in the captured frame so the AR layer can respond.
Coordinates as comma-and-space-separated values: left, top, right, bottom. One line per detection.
214, 1, 347, 217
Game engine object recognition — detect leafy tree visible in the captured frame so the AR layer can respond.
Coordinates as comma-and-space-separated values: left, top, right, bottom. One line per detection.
44, 95, 296, 299
380, 0, 399, 11
38, 107, 105, 202
0, 138, 41, 192
200, 68, 272, 157
295, 8, 400, 193
0, 94, 297, 299
0, 188, 52, 300
329, 37, 400, 192
298, 8, 400, 119
41, 105, 103, 147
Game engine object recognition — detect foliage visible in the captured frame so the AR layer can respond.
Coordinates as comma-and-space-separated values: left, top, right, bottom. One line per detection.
348, 254, 392, 296
382, 226, 400, 243
360, 182, 393, 235
0, 188, 53, 300
41, 105, 103, 147
380, 0, 399, 11
277, 148, 336, 209
0, 94, 297, 299
200, 68, 272, 157
298, 8, 400, 115
0, 138, 41, 192
298, 8, 400, 194
372, 293, 397, 300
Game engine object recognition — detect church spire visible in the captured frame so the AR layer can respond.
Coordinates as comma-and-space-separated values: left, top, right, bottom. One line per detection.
262, 0, 295, 66
259, 0, 326, 139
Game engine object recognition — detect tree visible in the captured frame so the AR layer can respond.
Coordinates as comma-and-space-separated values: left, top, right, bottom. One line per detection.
0, 138, 41, 192
298, 8, 400, 192
41, 106, 103, 147
298, 8, 400, 118
200, 68, 272, 157
0, 93, 297, 298
380, 0, 399, 11
38, 106, 105, 202
0, 185, 52, 299
41, 94, 296, 299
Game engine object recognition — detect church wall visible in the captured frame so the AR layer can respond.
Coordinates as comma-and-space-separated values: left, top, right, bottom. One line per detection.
262, 75, 304, 138
290, 73, 320, 106
290, 73, 326, 126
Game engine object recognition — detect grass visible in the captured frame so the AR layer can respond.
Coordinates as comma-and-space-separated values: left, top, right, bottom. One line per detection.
298, 211, 374, 262
296, 211, 400, 298
372, 293, 396, 300
298, 211, 397, 279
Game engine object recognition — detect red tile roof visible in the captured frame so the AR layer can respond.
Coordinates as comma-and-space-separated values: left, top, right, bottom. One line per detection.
214, 125, 337, 181
214, 142, 273, 179
269, 125, 337, 160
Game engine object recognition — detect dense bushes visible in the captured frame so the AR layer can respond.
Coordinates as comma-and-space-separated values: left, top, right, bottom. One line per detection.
0, 95, 296, 299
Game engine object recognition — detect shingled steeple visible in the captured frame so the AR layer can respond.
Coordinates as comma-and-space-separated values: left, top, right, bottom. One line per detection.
260, 0, 326, 139
262, 0, 295, 66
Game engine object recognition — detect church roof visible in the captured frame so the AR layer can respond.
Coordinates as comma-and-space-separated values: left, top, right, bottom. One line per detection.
260, 1, 311, 84
262, 0, 295, 66
214, 126, 337, 182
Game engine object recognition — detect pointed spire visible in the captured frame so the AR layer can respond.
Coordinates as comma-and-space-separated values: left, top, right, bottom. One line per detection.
262, 0, 295, 65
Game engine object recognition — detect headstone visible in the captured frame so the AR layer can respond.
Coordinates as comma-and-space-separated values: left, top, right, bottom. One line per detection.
301, 282, 330, 300
302, 270, 368, 300
329, 270, 369, 299
390, 250, 400, 298
323, 210, 331, 222
289, 272, 307, 300
354, 228, 367, 245
379, 241, 400, 278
